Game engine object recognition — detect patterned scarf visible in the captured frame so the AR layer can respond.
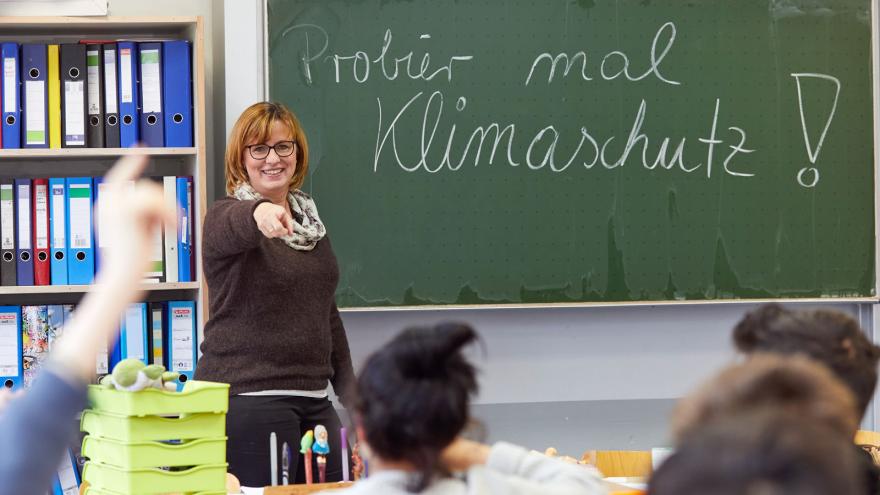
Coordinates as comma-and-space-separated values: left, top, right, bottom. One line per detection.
233, 182, 326, 251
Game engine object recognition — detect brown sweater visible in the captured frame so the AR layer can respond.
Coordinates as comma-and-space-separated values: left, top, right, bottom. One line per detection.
194, 197, 355, 403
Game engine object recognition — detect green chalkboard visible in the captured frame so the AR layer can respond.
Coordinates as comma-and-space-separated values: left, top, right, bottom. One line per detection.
267, 0, 876, 307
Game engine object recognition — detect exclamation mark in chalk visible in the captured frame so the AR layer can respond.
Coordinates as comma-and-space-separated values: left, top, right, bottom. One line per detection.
791, 73, 841, 188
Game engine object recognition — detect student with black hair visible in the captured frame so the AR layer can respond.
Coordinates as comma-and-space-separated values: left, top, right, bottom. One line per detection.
649, 408, 865, 495
329, 322, 605, 495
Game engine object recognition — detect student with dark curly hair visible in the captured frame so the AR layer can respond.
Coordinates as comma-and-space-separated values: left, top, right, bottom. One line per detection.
670, 353, 859, 442
732, 304, 880, 494
330, 322, 605, 495
733, 303, 880, 418
649, 408, 864, 495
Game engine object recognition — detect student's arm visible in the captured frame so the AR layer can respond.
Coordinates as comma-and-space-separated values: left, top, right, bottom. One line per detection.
0, 369, 87, 495
0, 155, 173, 495
329, 302, 356, 407
52, 155, 174, 382
443, 439, 607, 495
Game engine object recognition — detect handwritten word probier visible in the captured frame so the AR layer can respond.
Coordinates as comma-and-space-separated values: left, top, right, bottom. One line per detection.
283, 25, 475, 84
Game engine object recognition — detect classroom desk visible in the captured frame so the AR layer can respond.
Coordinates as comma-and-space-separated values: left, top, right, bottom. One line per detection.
262, 482, 352, 494
258, 479, 645, 494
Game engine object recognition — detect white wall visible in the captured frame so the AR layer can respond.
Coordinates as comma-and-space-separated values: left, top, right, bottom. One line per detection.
221, 0, 878, 451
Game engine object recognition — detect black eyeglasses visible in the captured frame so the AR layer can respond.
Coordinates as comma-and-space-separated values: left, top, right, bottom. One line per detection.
246, 141, 297, 160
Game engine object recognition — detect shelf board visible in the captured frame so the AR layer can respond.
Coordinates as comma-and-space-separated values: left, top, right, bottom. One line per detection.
0, 148, 197, 159
0, 16, 200, 30
0, 282, 199, 295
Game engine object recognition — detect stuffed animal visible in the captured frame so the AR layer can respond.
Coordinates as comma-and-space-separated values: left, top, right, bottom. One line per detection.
100, 358, 180, 392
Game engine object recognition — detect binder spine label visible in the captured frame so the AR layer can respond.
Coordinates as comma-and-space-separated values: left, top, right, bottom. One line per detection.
0, 186, 12, 250
63, 80, 85, 145
51, 184, 65, 247
0, 312, 18, 377
35, 184, 48, 249
120, 48, 132, 103
140, 49, 161, 113
24, 80, 46, 144
68, 184, 91, 249
87, 50, 100, 116
17, 184, 30, 250
104, 49, 117, 113
170, 306, 194, 372
3, 57, 15, 113
124, 304, 145, 362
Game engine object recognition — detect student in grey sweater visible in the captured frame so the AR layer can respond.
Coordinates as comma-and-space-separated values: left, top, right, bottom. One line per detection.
0, 155, 175, 495
328, 323, 606, 495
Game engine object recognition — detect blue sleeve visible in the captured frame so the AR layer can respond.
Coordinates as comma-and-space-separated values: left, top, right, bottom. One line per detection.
0, 369, 87, 495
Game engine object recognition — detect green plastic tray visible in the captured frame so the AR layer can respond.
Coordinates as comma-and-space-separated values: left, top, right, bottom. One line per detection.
81, 410, 226, 442
83, 461, 227, 494
81, 436, 227, 468
87, 381, 229, 416
84, 487, 225, 495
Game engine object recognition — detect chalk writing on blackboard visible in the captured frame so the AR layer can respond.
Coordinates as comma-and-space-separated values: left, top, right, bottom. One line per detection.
282, 21, 842, 189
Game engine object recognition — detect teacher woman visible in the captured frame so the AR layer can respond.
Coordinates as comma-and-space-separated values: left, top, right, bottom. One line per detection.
195, 101, 355, 486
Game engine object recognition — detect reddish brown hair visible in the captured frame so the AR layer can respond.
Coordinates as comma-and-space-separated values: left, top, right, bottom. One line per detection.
224, 101, 309, 195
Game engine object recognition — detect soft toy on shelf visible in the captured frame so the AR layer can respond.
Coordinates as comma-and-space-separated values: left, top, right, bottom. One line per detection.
99, 358, 181, 392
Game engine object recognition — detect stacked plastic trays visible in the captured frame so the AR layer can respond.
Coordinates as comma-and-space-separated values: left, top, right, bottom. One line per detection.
79, 381, 230, 495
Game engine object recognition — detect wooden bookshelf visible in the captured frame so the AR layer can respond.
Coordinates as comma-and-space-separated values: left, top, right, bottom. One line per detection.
0, 147, 197, 159
0, 282, 200, 295
0, 17, 208, 343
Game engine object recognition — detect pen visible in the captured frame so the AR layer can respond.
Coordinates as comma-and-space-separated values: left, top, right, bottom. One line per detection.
270, 432, 278, 486
282, 441, 290, 485
341, 426, 349, 482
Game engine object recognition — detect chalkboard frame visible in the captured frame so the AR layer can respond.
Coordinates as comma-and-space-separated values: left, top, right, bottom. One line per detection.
262, 0, 880, 310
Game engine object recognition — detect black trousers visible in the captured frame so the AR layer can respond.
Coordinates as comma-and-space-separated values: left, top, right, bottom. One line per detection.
226, 395, 348, 487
